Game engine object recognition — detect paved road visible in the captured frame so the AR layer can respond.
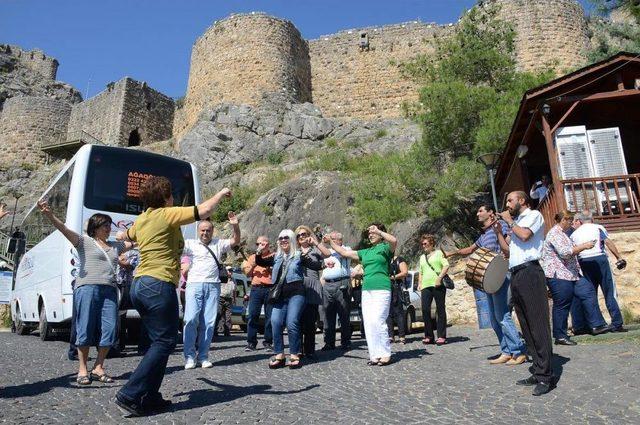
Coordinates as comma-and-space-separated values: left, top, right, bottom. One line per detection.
0, 327, 638, 424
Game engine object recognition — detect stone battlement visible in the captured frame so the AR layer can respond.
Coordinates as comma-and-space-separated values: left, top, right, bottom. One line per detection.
0, 44, 59, 80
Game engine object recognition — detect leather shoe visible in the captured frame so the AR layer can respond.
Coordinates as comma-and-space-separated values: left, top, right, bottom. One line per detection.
506, 354, 527, 365
591, 325, 610, 335
609, 326, 628, 333
489, 354, 511, 364
532, 382, 552, 396
554, 338, 577, 346
571, 328, 590, 336
516, 375, 538, 386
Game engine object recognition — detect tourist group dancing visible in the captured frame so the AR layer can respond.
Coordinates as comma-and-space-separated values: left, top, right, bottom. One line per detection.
33, 175, 629, 415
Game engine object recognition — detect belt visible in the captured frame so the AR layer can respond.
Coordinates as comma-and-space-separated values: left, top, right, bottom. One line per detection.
324, 276, 349, 283
251, 283, 272, 288
509, 260, 539, 274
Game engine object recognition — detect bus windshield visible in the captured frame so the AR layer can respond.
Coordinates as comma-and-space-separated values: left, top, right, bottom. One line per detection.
84, 146, 196, 215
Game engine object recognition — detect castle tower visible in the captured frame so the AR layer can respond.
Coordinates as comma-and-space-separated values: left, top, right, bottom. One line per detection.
483, 0, 590, 73
0, 96, 72, 167
175, 13, 312, 138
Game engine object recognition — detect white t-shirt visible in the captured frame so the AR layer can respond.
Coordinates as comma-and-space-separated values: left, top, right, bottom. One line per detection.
508, 208, 545, 269
322, 247, 352, 281
183, 238, 232, 283
570, 223, 608, 260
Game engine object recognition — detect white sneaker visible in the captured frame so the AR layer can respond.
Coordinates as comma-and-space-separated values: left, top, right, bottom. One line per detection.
201, 360, 213, 369
184, 359, 197, 370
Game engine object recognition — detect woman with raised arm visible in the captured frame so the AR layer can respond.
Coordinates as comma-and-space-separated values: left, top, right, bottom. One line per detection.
329, 223, 396, 366
255, 228, 323, 369
37, 200, 132, 386
115, 176, 232, 417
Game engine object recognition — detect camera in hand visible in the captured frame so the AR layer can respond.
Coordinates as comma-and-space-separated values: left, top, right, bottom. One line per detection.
615, 259, 627, 270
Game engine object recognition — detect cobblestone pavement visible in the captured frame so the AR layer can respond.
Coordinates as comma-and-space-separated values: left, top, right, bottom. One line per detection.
1, 326, 639, 424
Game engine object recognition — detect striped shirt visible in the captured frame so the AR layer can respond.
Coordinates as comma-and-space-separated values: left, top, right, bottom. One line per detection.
75, 235, 125, 288
475, 220, 508, 253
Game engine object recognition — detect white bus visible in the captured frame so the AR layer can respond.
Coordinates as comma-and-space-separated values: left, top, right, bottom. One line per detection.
11, 145, 200, 340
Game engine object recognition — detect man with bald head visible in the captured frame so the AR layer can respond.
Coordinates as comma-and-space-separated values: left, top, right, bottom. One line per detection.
321, 231, 353, 351
182, 214, 240, 369
495, 191, 553, 396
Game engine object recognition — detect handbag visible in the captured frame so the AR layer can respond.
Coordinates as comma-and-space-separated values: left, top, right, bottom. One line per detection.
390, 257, 411, 306
201, 242, 229, 283
220, 281, 235, 298
269, 256, 292, 303
423, 250, 455, 290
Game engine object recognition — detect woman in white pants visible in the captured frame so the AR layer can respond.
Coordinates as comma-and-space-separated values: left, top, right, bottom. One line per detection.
330, 223, 396, 365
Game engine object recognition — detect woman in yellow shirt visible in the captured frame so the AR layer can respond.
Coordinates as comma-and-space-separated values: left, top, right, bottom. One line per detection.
418, 234, 449, 346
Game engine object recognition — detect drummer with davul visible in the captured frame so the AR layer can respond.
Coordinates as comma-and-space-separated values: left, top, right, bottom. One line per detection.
446, 204, 526, 366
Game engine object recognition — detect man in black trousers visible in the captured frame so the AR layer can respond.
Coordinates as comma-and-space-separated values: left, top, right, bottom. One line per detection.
495, 191, 554, 396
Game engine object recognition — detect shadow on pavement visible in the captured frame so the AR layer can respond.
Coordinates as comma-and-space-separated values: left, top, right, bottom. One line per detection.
111, 365, 185, 381
0, 373, 104, 398
552, 354, 570, 384
170, 378, 320, 412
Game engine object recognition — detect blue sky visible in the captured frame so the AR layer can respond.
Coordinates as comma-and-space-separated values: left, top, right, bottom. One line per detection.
1, 0, 593, 99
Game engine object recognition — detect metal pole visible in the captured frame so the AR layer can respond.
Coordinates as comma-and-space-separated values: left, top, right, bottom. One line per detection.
8, 196, 18, 237
488, 168, 499, 212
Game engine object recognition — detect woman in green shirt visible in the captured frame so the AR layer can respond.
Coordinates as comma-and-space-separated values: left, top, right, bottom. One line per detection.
330, 223, 397, 366
418, 234, 450, 345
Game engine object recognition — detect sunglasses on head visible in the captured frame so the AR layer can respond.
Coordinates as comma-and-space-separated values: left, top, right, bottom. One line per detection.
278, 236, 290, 241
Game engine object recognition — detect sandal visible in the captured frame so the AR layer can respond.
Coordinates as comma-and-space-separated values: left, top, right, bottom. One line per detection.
367, 359, 380, 366
422, 337, 432, 345
90, 370, 114, 383
288, 357, 302, 369
268, 357, 286, 369
378, 358, 393, 366
436, 338, 446, 346
399, 338, 406, 345
76, 375, 91, 385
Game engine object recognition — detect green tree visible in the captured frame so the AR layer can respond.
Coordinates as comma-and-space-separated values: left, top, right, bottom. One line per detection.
590, 0, 640, 23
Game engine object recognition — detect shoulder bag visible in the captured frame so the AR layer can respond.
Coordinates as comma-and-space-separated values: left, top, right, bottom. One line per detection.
423, 251, 455, 290
201, 242, 229, 283
269, 256, 292, 303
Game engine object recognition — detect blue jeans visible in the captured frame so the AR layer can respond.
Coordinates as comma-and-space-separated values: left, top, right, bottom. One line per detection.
547, 278, 576, 339
183, 282, 220, 362
117, 276, 179, 405
570, 276, 608, 331
270, 294, 305, 355
247, 286, 273, 347
486, 277, 525, 355
73, 285, 118, 347
572, 255, 623, 329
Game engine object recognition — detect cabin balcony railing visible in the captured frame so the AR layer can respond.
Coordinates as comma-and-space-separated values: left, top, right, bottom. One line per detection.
561, 174, 640, 221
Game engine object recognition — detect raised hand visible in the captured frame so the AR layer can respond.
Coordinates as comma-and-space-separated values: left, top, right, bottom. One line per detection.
228, 211, 239, 225
368, 225, 381, 235
0, 203, 10, 220
219, 188, 232, 198
37, 199, 52, 216
498, 210, 513, 223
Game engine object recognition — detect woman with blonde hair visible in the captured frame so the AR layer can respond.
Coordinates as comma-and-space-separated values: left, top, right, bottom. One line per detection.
255, 228, 323, 368
418, 234, 449, 346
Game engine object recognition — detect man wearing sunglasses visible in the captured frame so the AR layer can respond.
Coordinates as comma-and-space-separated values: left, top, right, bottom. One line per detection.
242, 236, 275, 351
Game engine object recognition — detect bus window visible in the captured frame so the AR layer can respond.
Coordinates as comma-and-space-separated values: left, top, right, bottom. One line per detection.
22, 163, 74, 248
83, 146, 195, 215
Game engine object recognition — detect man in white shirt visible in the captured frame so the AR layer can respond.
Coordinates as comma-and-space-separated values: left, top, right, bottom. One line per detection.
321, 232, 353, 350
182, 213, 240, 369
496, 191, 553, 396
569, 210, 626, 333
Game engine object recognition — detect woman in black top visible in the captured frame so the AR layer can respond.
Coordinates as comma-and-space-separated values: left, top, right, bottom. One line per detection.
386, 255, 409, 343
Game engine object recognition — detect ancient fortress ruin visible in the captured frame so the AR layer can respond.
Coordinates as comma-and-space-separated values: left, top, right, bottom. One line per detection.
1, 0, 592, 166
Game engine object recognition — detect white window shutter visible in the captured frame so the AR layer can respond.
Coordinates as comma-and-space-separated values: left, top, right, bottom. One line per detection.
586, 128, 628, 177
555, 126, 593, 179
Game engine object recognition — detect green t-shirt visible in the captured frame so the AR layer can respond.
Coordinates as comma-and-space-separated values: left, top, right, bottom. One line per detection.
419, 250, 449, 290
357, 242, 393, 291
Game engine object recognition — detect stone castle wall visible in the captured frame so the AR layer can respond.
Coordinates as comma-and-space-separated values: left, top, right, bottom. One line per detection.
486, 0, 589, 74
67, 77, 174, 147
176, 13, 312, 138
309, 22, 451, 120
0, 96, 71, 167
1, 45, 59, 80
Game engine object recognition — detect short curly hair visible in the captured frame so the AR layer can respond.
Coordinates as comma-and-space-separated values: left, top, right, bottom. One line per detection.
139, 176, 172, 209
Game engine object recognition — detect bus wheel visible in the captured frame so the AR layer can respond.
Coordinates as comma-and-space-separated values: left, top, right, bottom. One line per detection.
39, 305, 54, 341
15, 304, 31, 336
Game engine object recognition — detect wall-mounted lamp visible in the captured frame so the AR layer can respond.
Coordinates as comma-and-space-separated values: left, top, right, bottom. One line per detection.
542, 103, 551, 116
634, 78, 640, 90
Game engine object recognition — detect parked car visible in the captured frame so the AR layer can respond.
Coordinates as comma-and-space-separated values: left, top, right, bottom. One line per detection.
230, 272, 266, 333
349, 271, 436, 334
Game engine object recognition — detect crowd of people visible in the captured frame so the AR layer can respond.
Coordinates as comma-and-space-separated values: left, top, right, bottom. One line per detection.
28, 176, 629, 415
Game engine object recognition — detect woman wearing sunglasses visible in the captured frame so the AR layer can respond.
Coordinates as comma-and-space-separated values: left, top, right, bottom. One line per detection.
329, 223, 397, 366
255, 228, 323, 369
294, 225, 329, 360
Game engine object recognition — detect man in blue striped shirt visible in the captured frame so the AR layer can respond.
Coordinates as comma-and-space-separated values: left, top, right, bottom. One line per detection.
447, 204, 526, 365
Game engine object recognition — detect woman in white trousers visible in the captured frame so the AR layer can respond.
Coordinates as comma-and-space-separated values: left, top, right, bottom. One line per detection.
330, 223, 397, 365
